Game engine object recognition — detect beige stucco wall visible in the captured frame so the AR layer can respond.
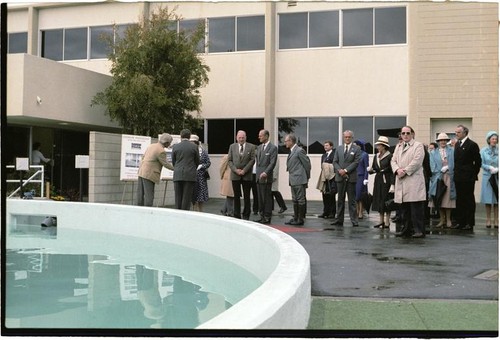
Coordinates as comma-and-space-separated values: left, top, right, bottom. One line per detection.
7, 54, 119, 130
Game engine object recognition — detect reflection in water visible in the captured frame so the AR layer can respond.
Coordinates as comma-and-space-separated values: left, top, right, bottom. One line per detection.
5, 249, 232, 329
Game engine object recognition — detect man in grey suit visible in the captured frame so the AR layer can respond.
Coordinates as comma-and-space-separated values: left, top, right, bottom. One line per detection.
172, 129, 200, 210
228, 130, 256, 220
331, 130, 362, 227
255, 129, 278, 224
284, 134, 311, 226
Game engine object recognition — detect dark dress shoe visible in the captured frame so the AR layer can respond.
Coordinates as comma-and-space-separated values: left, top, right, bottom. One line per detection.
327, 215, 336, 219
462, 225, 473, 230
288, 220, 304, 226
495, 225, 499, 229
285, 218, 296, 225
486, 225, 492, 228
261, 218, 271, 224
412, 232, 425, 238
373, 223, 384, 228
278, 207, 287, 214
352, 223, 359, 227
331, 221, 343, 226
318, 214, 327, 218
254, 218, 264, 223
450, 224, 463, 229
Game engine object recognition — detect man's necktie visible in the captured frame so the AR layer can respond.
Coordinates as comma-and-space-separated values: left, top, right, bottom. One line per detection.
239, 144, 243, 155
344, 145, 348, 156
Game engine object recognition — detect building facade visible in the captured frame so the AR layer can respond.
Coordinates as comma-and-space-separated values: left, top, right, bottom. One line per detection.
6, 1, 499, 201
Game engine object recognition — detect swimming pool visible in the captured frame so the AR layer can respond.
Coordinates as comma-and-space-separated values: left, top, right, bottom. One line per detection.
6, 199, 311, 331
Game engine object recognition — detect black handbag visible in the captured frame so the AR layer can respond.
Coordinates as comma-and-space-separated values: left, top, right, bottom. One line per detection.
325, 179, 337, 195
204, 170, 210, 180
489, 174, 498, 200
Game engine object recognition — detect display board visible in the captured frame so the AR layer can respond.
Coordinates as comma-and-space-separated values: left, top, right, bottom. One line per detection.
120, 134, 151, 181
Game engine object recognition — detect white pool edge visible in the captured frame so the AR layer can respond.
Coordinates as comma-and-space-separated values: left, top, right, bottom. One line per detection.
6, 199, 311, 329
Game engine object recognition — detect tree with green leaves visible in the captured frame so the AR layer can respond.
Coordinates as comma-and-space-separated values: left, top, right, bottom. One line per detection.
92, 7, 210, 137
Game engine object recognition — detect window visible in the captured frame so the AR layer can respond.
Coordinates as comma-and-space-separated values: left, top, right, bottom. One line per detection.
41, 29, 63, 61
374, 116, 407, 147
342, 116, 374, 153
308, 118, 339, 154
309, 11, 339, 48
237, 16, 265, 51
64, 27, 87, 60
208, 17, 235, 53
90, 26, 113, 59
342, 8, 373, 47
278, 118, 307, 153
278, 12, 307, 49
375, 7, 406, 45
207, 118, 264, 153
8, 32, 28, 53
179, 19, 205, 53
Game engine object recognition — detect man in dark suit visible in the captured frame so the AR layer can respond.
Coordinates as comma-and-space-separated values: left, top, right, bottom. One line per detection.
172, 129, 200, 210
228, 130, 256, 220
453, 124, 481, 230
318, 140, 336, 219
331, 130, 362, 227
284, 133, 311, 226
254, 129, 278, 224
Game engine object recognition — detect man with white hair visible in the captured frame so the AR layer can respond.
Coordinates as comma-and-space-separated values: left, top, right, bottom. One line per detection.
137, 133, 174, 207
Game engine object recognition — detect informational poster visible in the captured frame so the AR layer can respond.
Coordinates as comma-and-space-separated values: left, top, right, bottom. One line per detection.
160, 134, 181, 181
120, 134, 151, 181
16, 157, 30, 171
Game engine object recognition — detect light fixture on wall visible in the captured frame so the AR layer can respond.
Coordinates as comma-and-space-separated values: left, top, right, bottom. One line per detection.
36, 96, 42, 105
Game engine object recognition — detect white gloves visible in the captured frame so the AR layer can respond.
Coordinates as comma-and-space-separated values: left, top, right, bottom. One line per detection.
363, 179, 369, 185
389, 185, 395, 193
197, 164, 203, 170
490, 166, 499, 174
440, 165, 449, 173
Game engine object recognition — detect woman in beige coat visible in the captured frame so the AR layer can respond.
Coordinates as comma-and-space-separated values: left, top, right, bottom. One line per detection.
390, 126, 427, 238
220, 154, 234, 216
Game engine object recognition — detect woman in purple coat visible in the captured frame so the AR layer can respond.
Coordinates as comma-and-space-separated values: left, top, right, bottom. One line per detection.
354, 140, 370, 219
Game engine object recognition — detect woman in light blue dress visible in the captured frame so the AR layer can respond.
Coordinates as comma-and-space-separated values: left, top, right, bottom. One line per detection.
480, 131, 498, 228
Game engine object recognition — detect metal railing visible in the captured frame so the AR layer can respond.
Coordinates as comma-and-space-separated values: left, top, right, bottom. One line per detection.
6, 165, 45, 198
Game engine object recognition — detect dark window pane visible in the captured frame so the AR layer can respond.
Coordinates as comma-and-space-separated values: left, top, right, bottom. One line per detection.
179, 19, 205, 53
278, 118, 307, 153
278, 12, 307, 50
342, 117, 373, 153
309, 11, 339, 48
237, 15, 265, 51
308, 118, 339, 154
375, 7, 406, 45
90, 26, 113, 59
64, 27, 88, 60
8, 32, 27, 53
207, 119, 234, 153
208, 17, 235, 53
235, 119, 264, 146
41, 29, 63, 61
374, 116, 407, 149
342, 8, 373, 47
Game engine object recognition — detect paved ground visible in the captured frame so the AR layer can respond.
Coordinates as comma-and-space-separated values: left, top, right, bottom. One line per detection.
201, 198, 498, 335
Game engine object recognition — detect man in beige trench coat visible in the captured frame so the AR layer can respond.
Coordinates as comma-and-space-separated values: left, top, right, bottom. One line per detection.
391, 126, 427, 238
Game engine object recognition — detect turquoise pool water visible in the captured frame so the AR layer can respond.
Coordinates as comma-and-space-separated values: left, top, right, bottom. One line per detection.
5, 226, 262, 330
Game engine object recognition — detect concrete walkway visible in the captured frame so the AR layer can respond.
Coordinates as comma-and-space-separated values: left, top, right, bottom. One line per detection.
200, 198, 498, 335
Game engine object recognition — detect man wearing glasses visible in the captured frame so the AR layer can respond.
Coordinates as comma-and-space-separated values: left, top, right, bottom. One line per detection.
284, 134, 311, 226
390, 126, 427, 238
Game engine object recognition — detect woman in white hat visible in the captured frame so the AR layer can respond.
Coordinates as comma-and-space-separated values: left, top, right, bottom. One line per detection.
429, 132, 456, 228
368, 136, 393, 229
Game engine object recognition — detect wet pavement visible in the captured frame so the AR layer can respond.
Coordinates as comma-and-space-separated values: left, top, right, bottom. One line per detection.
200, 198, 498, 333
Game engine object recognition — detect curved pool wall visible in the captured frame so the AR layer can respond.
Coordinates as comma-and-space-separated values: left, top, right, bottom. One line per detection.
6, 199, 311, 329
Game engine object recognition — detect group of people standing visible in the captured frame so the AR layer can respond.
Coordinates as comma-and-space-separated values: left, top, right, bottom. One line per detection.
135, 124, 498, 238
136, 129, 211, 211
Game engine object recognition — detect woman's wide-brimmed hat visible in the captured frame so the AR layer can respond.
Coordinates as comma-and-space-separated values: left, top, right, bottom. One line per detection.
189, 135, 199, 142
436, 132, 450, 142
374, 136, 390, 148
